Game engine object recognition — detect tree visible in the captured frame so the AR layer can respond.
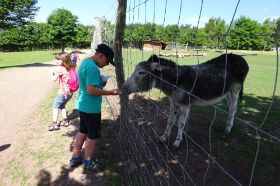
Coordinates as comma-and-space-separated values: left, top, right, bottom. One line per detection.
228, 16, 263, 50
177, 24, 192, 45
162, 25, 180, 42
261, 18, 277, 50
124, 23, 156, 47
0, 0, 39, 29
262, 17, 280, 49
0, 28, 21, 50
74, 24, 92, 48
204, 17, 226, 48
101, 18, 114, 46
47, 8, 78, 52
188, 27, 207, 47
20, 22, 53, 50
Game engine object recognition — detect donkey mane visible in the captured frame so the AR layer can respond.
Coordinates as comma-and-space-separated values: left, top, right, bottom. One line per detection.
148, 54, 177, 68
148, 53, 240, 69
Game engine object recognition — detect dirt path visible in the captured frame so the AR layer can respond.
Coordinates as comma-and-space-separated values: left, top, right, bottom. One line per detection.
0, 53, 113, 186
0, 61, 55, 162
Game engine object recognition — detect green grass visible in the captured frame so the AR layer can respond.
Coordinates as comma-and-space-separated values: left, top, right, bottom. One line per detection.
0, 49, 277, 185
0, 83, 122, 185
6, 161, 29, 185
121, 49, 280, 185
0, 50, 58, 68
122, 49, 280, 127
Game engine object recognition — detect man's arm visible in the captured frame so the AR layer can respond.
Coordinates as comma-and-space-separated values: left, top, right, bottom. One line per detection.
87, 85, 121, 96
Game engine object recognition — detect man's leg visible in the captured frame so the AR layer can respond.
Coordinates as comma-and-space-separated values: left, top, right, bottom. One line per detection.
82, 113, 101, 171
84, 138, 97, 161
72, 132, 87, 157
69, 111, 88, 167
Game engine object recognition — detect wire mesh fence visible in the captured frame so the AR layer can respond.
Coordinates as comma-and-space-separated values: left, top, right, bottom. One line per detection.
101, 0, 280, 185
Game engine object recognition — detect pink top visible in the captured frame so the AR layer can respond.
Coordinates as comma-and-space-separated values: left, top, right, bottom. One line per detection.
52, 66, 70, 96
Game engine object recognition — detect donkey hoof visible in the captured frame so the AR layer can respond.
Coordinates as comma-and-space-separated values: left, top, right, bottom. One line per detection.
171, 144, 179, 152
225, 125, 232, 134
171, 141, 180, 151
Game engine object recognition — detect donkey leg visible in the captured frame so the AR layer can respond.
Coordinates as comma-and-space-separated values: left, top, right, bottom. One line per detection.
225, 85, 241, 134
225, 93, 233, 133
172, 106, 190, 148
160, 102, 179, 142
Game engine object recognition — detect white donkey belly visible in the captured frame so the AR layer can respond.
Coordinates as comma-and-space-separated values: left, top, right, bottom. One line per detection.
191, 94, 228, 107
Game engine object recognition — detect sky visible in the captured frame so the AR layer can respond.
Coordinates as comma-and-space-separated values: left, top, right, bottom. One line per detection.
34, 0, 280, 27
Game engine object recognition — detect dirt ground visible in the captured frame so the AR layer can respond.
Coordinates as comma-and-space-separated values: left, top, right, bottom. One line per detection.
1, 54, 279, 186
0, 54, 119, 186
0, 61, 55, 166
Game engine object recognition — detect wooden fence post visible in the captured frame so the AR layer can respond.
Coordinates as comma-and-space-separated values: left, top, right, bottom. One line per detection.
114, 0, 128, 126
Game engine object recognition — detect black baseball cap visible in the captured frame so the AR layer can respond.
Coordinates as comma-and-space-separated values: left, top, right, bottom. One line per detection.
95, 44, 115, 66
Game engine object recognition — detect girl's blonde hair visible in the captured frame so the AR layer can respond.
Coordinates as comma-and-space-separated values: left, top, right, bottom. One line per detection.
55, 53, 76, 70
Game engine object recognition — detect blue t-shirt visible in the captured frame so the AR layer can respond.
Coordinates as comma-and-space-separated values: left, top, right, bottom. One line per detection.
76, 58, 103, 113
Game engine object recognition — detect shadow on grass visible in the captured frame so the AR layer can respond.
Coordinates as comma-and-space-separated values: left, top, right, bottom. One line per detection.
109, 93, 280, 186
36, 109, 122, 186
35, 92, 280, 186
0, 62, 56, 69
0, 144, 11, 152
36, 165, 107, 186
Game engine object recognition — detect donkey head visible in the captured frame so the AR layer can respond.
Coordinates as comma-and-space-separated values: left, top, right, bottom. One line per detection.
123, 55, 176, 94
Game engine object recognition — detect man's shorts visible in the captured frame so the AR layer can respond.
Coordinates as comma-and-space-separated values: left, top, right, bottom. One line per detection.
79, 111, 101, 140
53, 93, 73, 109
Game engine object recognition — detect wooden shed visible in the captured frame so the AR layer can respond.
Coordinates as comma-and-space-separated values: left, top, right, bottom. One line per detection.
142, 40, 167, 51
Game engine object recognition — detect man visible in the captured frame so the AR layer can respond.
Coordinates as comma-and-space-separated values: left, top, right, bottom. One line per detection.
70, 44, 121, 171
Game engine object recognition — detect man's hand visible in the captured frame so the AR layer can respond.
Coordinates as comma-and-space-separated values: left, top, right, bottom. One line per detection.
111, 89, 122, 95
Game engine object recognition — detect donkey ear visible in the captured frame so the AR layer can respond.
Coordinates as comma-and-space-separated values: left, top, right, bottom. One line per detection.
150, 62, 161, 71
150, 62, 171, 71
148, 55, 159, 62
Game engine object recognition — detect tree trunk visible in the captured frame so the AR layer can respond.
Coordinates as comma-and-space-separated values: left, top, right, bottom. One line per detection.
114, 0, 128, 127
62, 45, 65, 53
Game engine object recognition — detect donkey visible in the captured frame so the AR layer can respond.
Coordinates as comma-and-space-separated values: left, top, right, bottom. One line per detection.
123, 54, 249, 149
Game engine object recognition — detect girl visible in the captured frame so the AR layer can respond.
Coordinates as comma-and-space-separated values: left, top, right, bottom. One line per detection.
49, 53, 76, 131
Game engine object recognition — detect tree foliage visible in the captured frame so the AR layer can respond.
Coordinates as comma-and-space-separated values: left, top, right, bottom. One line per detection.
74, 24, 92, 48
0, 0, 39, 29
47, 8, 78, 52
228, 16, 263, 50
204, 17, 225, 48
0, 9, 279, 52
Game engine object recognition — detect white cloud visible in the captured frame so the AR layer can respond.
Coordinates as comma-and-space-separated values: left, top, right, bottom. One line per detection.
263, 16, 280, 22
183, 16, 209, 28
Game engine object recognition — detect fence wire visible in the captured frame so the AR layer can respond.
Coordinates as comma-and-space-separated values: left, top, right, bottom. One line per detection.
101, 0, 280, 185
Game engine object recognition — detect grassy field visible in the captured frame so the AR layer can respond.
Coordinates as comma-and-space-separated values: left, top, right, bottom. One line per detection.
122, 49, 280, 128
121, 49, 280, 185
0, 50, 122, 185
1, 49, 278, 185
0, 50, 58, 68
0, 85, 122, 185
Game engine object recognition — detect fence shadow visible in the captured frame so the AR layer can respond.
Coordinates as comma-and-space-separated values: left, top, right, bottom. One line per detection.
36, 109, 122, 186
0, 144, 11, 152
0, 62, 56, 69
35, 92, 279, 186
117, 93, 280, 186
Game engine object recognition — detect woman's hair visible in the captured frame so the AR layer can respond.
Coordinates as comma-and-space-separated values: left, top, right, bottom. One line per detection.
55, 53, 76, 70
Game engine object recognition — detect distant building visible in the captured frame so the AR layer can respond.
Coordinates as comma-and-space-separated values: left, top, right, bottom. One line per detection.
270, 47, 280, 52
142, 40, 167, 51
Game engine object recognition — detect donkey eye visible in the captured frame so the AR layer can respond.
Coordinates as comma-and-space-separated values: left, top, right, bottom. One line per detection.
138, 71, 146, 75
